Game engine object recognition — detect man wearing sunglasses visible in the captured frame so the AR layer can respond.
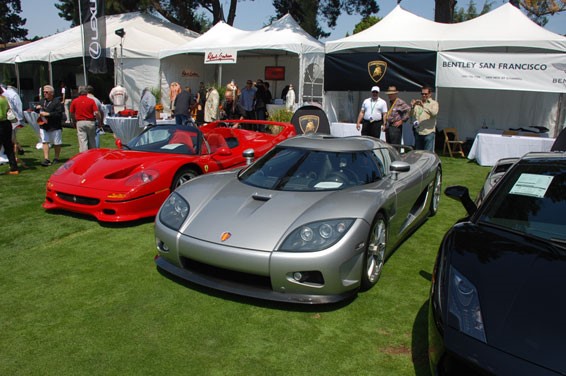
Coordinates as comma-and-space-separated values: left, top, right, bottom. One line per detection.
411, 86, 439, 152
36, 85, 64, 166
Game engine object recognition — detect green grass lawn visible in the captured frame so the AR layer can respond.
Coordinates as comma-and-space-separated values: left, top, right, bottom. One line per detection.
0, 126, 490, 375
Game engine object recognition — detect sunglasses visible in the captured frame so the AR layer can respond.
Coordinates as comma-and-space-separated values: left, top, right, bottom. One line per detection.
421, 92, 430, 95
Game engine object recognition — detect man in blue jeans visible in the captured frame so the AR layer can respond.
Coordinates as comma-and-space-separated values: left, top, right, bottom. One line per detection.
411, 86, 439, 152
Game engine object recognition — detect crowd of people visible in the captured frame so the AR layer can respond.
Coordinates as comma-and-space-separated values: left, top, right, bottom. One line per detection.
1, 78, 439, 176
356, 84, 439, 152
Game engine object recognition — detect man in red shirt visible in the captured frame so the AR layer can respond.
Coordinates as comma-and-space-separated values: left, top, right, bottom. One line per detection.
70, 86, 101, 152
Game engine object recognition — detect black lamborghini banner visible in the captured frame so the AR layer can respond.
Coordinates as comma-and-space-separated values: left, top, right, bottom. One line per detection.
324, 52, 436, 92
81, 0, 107, 74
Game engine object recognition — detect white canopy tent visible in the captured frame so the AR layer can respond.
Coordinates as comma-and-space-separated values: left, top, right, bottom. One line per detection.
159, 14, 325, 110
0, 12, 199, 109
325, 6, 445, 53
435, 4, 566, 139
323, 3, 566, 139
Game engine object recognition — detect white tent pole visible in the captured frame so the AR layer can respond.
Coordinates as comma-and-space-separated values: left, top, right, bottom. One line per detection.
15, 63, 20, 92
48, 57, 53, 86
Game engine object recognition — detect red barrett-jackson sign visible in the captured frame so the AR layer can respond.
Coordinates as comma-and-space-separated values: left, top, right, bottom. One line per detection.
204, 49, 238, 64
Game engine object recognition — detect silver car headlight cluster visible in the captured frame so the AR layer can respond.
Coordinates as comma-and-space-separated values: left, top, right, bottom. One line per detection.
279, 219, 355, 252
448, 266, 487, 343
159, 192, 189, 230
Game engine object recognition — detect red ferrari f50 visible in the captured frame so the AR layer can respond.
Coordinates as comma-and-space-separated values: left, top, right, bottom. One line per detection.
43, 120, 296, 222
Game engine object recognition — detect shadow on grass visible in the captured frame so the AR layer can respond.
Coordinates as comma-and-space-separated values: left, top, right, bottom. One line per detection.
156, 266, 355, 313
44, 209, 154, 228
412, 299, 432, 376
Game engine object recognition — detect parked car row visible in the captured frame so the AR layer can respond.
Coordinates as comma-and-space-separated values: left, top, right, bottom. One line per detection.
42, 117, 566, 375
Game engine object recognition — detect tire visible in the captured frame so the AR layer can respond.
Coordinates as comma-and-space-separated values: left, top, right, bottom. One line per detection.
171, 167, 199, 191
429, 166, 442, 217
361, 213, 387, 290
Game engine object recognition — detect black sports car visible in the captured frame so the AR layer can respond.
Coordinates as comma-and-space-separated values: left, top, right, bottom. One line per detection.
428, 151, 566, 375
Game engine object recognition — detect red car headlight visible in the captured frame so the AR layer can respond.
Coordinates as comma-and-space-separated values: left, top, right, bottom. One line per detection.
124, 169, 160, 187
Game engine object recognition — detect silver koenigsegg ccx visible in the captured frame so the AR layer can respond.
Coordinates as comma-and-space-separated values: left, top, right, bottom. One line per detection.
154, 134, 442, 304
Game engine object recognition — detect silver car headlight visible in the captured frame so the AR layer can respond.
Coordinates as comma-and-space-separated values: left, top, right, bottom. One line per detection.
279, 219, 355, 252
448, 266, 487, 343
159, 192, 189, 230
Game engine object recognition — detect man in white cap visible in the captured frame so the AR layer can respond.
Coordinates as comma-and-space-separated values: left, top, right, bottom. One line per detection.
356, 86, 387, 138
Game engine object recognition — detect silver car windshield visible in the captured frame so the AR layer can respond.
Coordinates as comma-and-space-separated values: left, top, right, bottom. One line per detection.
240, 146, 384, 191
479, 161, 566, 242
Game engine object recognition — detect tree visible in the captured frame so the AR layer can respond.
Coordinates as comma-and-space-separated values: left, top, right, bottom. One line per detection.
352, 16, 381, 35
434, 0, 565, 25
0, 0, 27, 45
435, 0, 457, 23
272, 0, 379, 39
454, 1, 493, 22
55, 0, 252, 34
520, 0, 566, 26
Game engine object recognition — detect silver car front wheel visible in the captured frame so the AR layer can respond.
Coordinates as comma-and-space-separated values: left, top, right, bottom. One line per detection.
361, 214, 386, 290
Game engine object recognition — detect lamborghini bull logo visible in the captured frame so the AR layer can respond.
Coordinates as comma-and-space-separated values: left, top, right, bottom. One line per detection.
299, 115, 319, 134
368, 61, 387, 83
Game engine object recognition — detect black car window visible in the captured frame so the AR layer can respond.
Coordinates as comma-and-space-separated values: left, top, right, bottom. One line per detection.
240, 147, 382, 191
479, 162, 566, 241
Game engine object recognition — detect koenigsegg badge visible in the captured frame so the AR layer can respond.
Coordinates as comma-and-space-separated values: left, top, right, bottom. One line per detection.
368, 61, 387, 83
299, 115, 319, 134
221, 232, 231, 242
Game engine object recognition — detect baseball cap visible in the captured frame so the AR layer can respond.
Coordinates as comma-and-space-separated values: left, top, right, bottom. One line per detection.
371, 86, 380, 93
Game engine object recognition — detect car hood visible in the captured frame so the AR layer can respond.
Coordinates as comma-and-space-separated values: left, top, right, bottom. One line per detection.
51, 149, 184, 191
180, 174, 377, 252
447, 223, 566, 373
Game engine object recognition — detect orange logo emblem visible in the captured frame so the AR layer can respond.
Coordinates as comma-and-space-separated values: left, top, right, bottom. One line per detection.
368, 61, 387, 83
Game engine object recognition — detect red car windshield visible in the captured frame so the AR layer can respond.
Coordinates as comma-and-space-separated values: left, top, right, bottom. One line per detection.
126, 125, 202, 155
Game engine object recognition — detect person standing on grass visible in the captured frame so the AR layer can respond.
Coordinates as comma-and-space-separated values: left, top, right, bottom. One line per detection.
411, 86, 439, 152
36, 85, 64, 166
0, 86, 19, 174
356, 86, 388, 139
70, 86, 101, 152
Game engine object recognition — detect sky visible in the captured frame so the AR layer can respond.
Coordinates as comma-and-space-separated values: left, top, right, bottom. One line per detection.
21, 0, 566, 40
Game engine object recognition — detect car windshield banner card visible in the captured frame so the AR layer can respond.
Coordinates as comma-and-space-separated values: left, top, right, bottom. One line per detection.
437, 52, 566, 93
81, 0, 107, 74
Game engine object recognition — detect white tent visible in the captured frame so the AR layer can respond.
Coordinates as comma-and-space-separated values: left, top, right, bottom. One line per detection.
323, 3, 566, 139
438, 3, 566, 52
159, 14, 325, 110
325, 6, 445, 53
0, 12, 199, 109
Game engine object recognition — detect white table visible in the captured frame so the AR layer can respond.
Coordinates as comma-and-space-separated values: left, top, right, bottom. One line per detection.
330, 122, 390, 141
266, 104, 286, 116
468, 133, 555, 166
106, 116, 142, 144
